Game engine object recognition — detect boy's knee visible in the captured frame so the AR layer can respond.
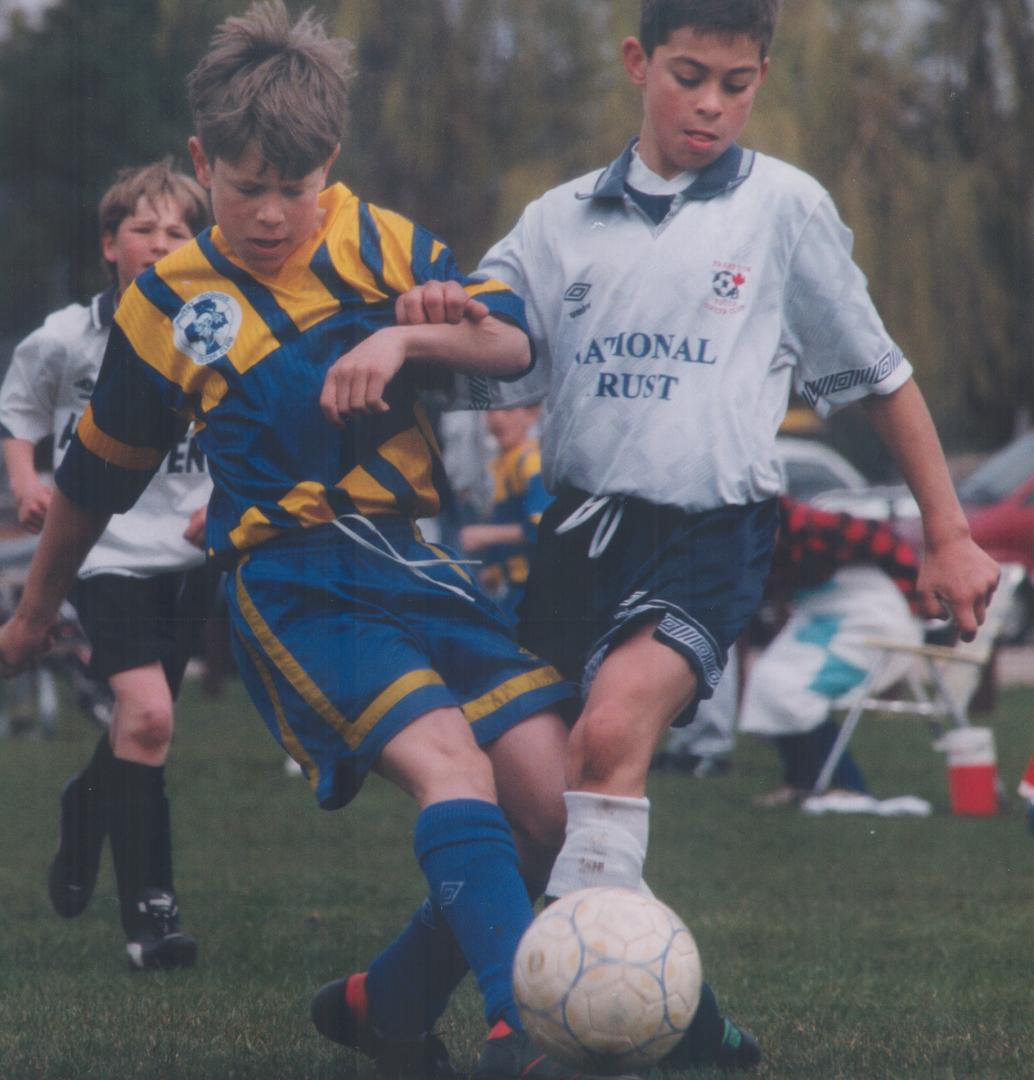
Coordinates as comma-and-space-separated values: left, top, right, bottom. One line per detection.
116, 702, 174, 757
570, 700, 648, 788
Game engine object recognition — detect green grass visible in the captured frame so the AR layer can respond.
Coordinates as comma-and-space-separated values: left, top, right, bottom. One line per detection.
1, 676, 1032, 1078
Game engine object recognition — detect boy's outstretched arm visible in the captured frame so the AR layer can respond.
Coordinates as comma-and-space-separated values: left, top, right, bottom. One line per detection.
0, 489, 110, 674
320, 292, 524, 425
862, 379, 1000, 640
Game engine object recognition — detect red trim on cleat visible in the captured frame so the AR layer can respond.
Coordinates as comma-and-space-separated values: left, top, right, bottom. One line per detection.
488, 1019, 515, 1040
345, 972, 370, 1028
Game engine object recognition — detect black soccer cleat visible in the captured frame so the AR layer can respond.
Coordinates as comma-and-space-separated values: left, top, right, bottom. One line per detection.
47, 775, 107, 919
125, 889, 198, 972
660, 1016, 762, 1073
311, 973, 460, 1079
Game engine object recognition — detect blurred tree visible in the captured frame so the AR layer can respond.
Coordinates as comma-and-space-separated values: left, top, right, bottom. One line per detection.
0, 0, 1028, 447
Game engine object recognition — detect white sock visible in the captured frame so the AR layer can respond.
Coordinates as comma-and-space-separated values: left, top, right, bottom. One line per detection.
545, 791, 653, 898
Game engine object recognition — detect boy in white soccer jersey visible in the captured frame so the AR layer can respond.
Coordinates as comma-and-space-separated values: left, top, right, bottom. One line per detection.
394, 0, 1000, 1067
0, 161, 212, 970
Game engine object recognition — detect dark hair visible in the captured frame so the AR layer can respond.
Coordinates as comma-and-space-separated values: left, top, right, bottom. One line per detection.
98, 158, 209, 281
639, 0, 782, 59
186, 0, 355, 179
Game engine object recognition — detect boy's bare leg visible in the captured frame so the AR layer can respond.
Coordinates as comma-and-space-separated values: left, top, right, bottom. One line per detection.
487, 710, 569, 896
546, 620, 696, 900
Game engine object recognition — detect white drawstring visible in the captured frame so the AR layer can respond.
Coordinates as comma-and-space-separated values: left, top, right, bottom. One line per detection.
555, 495, 626, 559
329, 515, 479, 603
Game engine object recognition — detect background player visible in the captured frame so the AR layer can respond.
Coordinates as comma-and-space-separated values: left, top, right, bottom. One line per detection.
394, 0, 1000, 1068
459, 406, 550, 617
0, 6, 598, 1078
0, 159, 212, 971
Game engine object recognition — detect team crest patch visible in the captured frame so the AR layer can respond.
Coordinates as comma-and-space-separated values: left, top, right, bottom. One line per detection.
173, 292, 242, 364
704, 260, 751, 316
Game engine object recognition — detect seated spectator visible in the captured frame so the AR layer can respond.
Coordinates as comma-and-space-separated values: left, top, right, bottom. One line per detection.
740, 497, 923, 806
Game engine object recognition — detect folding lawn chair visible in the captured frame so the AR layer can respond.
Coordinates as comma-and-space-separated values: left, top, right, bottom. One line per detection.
812, 562, 1028, 795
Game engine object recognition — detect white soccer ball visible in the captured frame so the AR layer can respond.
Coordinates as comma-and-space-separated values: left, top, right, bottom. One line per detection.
512, 887, 702, 1075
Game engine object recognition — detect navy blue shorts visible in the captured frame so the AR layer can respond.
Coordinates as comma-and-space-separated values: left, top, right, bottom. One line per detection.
227, 519, 574, 810
518, 491, 778, 721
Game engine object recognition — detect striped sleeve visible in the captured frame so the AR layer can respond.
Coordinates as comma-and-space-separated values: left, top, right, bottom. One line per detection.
54, 321, 186, 514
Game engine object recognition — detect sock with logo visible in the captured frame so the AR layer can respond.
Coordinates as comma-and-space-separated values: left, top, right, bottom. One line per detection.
411, 798, 532, 1030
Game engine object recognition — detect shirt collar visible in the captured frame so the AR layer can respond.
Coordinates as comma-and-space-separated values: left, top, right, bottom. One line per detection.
91, 286, 118, 330
583, 136, 755, 203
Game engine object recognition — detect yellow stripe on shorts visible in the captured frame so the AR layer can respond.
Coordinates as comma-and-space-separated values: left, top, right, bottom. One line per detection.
462, 666, 564, 724
234, 627, 320, 791
234, 561, 354, 743
350, 669, 447, 748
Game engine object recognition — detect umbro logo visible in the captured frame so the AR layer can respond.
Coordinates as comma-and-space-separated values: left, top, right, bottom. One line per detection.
564, 282, 592, 318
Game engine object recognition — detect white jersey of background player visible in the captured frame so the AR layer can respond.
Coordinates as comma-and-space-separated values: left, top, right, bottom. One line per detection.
0, 290, 210, 577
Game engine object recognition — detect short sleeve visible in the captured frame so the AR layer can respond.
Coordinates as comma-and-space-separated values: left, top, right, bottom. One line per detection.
0, 319, 67, 444
783, 196, 912, 419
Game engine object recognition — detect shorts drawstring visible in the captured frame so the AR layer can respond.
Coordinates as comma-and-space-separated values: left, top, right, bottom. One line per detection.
555, 494, 626, 559
329, 515, 479, 603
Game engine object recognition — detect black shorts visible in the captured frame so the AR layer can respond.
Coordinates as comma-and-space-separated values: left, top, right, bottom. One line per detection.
72, 567, 214, 698
518, 490, 778, 718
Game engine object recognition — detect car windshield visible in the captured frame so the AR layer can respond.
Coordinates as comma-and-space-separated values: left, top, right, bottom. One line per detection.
957, 433, 1034, 505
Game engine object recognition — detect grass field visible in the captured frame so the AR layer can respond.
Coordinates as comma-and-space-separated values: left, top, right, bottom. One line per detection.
1, 674, 1032, 1079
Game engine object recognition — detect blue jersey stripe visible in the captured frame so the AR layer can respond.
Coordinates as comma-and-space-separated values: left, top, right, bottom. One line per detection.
358, 202, 390, 295
196, 232, 299, 347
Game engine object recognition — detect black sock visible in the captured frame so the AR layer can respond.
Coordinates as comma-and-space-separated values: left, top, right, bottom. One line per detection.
106, 758, 174, 933
58, 733, 114, 859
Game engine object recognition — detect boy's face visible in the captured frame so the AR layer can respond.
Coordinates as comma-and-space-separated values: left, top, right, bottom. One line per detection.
188, 137, 337, 277
623, 28, 768, 177
486, 408, 536, 451
102, 195, 195, 294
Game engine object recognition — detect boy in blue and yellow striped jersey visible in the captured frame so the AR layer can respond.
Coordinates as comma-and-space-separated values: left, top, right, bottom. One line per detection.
460, 407, 551, 617
0, 4, 589, 1078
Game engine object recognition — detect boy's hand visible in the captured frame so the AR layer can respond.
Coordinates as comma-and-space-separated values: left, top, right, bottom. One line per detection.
917, 536, 1000, 642
14, 479, 53, 534
183, 505, 207, 549
0, 612, 54, 677
320, 328, 407, 425
395, 281, 490, 326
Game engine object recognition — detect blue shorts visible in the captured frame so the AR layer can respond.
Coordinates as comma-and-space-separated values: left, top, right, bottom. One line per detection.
227, 519, 574, 809
518, 491, 778, 722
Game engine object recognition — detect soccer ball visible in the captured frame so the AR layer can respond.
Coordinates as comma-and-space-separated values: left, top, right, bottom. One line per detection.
512, 887, 702, 1075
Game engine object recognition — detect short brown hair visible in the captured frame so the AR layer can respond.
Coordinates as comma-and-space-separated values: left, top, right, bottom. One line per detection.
640, 0, 782, 59
98, 159, 209, 281
185, 0, 354, 179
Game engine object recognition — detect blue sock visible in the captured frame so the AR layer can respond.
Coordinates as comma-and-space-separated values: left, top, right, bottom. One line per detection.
366, 898, 469, 1039
413, 799, 532, 1030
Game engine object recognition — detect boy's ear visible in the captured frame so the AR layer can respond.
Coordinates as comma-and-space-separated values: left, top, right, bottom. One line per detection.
100, 230, 117, 265
622, 37, 649, 88
187, 136, 212, 188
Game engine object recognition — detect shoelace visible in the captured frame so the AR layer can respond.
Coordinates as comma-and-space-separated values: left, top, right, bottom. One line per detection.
143, 895, 177, 936
330, 515, 479, 603
554, 494, 626, 559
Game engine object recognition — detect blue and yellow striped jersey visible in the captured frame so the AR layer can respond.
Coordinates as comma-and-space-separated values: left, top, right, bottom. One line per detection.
480, 439, 551, 591
56, 183, 527, 562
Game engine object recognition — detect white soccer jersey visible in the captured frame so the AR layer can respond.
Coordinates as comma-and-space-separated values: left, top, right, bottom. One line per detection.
463, 141, 912, 513
0, 290, 212, 577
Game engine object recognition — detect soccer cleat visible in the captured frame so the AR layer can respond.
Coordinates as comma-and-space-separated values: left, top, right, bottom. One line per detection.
472, 1021, 627, 1080
660, 1017, 762, 1073
310, 973, 460, 1079
125, 889, 198, 972
47, 775, 107, 918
